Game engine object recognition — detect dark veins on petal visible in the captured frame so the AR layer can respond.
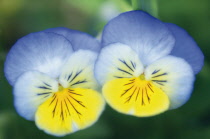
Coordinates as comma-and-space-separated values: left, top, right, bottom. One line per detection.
151, 69, 168, 86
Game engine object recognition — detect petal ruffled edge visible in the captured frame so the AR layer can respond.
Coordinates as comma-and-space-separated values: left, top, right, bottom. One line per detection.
166, 23, 204, 74
44, 27, 101, 53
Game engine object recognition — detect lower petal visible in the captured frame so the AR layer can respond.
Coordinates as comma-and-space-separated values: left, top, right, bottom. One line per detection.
103, 78, 169, 117
35, 88, 105, 136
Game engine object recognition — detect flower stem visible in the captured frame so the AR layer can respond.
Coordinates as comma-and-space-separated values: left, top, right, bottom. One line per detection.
131, 0, 159, 17
131, 0, 139, 10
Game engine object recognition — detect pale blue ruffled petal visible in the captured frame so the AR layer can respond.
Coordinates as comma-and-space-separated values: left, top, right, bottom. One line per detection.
95, 43, 144, 85
4, 32, 73, 86
14, 71, 58, 120
145, 55, 195, 109
166, 23, 204, 74
59, 49, 99, 90
44, 27, 101, 53
102, 10, 175, 66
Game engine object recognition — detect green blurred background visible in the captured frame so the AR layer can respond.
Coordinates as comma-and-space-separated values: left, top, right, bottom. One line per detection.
0, 0, 210, 138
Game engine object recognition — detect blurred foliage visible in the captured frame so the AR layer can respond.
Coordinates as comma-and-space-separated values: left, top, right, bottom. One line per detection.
0, 0, 210, 138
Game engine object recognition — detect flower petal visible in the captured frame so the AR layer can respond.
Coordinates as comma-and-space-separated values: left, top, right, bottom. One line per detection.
102, 10, 175, 65
103, 78, 169, 117
44, 27, 101, 52
145, 56, 195, 109
35, 88, 105, 137
4, 32, 73, 86
95, 43, 144, 85
59, 50, 99, 90
14, 71, 58, 121
166, 23, 204, 74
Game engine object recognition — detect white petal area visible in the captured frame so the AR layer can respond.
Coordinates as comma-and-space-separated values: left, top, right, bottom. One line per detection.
95, 43, 144, 85
4, 32, 73, 86
145, 56, 195, 109
14, 71, 58, 121
59, 50, 99, 90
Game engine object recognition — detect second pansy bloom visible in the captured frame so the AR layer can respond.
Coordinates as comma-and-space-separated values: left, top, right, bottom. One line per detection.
4, 28, 105, 136
95, 11, 204, 117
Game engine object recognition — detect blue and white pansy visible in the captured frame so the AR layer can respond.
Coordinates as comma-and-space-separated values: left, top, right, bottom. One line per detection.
95, 11, 204, 117
4, 27, 105, 136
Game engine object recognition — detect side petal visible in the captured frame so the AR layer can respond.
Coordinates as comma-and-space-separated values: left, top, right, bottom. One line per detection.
59, 50, 99, 90
103, 78, 169, 117
95, 43, 144, 85
102, 10, 175, 65
4, 32, 73, 86
35, 88, 105, 137
166, 23, 204, 74
44, 27, 101, 53
145, 56, 195, 109
14, 71, 58, 121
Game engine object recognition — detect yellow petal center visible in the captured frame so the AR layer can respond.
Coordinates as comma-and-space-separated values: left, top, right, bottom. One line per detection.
103, 76, 169, 117
35, 87, 104, 136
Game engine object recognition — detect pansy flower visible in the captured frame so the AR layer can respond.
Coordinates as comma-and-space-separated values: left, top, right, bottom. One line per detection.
4, 28, 105, 136
95, 11, 204, 117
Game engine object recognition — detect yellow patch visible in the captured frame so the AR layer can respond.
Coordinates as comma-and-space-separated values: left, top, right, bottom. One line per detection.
103, 77, 169, 117
35, 87, 105, 136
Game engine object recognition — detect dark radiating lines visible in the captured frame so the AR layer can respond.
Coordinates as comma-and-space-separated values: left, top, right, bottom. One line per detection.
67, 73, 73, 81
68, 89, 82, 96
119, 59, 134, 72
125, 87, 137, 103
135, 87, 140, 101
48, 89, 86, 121
65, 70, 88, 87
151, 69, 168, 86
152, 73, 168, 78
121, 85, 134, 97
147, 83, 154, 93
64, 99, 71, 116
152, 69, 160, 75
37, 92, 51, 96
43, 82, 52, 87
69, 70, 83, 83
121, 80, 152, 105
37, 82, 53, 98
124, 80, 135, 86
130, 61, 136, 69
71, 80, 87, 86
114, 59, 136, 78
52, 99, 58, 118
37, 86, 51, 90
117, 68, 133, 76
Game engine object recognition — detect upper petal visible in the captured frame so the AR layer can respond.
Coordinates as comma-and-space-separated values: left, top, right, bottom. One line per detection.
166, 23, 204, 74
102, 10, 175, 65
44, 27, 101, 53
4, 32, 73, 86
